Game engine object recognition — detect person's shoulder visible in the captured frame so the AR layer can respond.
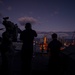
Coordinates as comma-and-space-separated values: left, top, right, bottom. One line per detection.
48, 40, 53, 45
32, 29, 36, 32
57, 40, 62, 45
2, 31, 6, 35
57, 40, 62, 43
20, 30, 26, 35
21, 30, 26, 33
50, 40, 54, 43
2, 31, 7, 37
31, 30, 37, 33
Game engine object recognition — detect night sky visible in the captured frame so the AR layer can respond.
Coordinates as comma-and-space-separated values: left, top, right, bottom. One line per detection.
0, 0, 75, 32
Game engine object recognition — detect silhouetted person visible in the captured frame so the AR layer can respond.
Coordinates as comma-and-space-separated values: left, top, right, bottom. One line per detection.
0, 37, 2, 42
48, 33, 62, 75
2, 17, 22, 42
0, 17, 14, 75
0, 31, 12, 75
20, 23, 37, 75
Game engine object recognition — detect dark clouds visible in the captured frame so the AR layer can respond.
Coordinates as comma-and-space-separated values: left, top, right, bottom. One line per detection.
0, 0, 3, 4
7, 6, 12, 11
0, 13, 3, 17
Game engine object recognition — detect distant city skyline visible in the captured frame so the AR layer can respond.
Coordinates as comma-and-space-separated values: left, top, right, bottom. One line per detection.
0, 0, 75, 32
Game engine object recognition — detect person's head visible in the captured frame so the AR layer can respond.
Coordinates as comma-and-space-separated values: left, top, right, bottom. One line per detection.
51, 33, 57, 39
25, 23, 31, 30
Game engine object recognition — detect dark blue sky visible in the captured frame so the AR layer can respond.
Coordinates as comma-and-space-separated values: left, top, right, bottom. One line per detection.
0, 0, 75, 32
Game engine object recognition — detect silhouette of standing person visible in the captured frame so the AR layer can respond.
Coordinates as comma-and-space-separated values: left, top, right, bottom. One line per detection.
48, 33, 62, 75
0, 25, 13, 75
0, 17, 15, 75
20, 23, 37, 75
